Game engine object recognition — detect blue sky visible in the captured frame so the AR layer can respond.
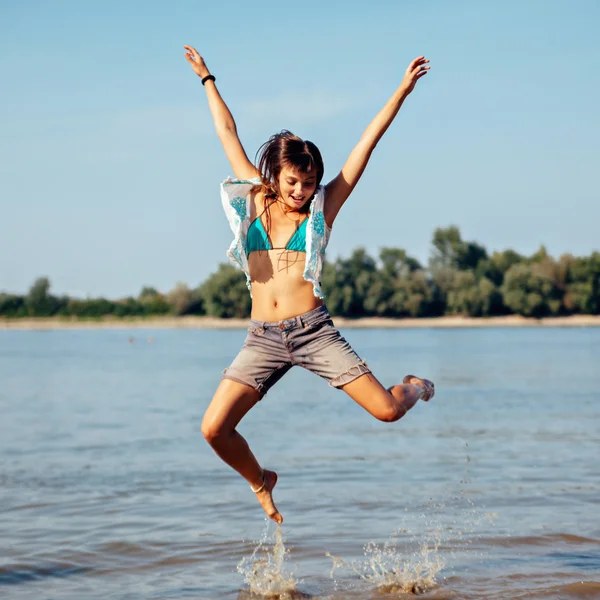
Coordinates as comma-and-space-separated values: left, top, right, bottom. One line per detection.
1, 0, 598, 298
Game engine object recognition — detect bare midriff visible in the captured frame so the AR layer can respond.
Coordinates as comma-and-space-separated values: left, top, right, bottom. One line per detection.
248, 250, 323, 321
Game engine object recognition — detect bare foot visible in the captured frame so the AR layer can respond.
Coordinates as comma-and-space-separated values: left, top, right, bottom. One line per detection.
403, 374, 435, 401
253, 469, 283, 524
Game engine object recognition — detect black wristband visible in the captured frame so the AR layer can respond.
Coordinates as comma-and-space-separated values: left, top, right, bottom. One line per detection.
201, 74, 216, 85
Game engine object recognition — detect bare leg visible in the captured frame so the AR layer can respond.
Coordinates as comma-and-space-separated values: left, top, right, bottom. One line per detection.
201, 378, 283, 524
341, 372, 435, 422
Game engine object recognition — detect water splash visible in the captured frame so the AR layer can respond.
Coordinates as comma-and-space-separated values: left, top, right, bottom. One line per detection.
328, 529, 444, 595
238, 523, 298, 598
325, 450, 497, 597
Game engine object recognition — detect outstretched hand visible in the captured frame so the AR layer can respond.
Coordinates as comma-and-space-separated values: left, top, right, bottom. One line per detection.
400, 56, 430, 95
184, 45, 210, 79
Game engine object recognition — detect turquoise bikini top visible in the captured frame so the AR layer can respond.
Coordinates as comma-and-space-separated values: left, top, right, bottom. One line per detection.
246, 210, 308, 254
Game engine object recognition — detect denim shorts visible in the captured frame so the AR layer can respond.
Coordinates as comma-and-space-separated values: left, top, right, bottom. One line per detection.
222, 305, 371, 399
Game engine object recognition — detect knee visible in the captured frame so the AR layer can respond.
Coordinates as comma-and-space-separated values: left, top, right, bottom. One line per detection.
375, 391, 406, 423
375, 402, 404, 423
201, 415, 227, 446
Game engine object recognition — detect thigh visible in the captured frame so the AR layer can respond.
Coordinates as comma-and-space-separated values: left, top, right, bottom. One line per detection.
294, 320, 370, 387
339, 372, 397, 421
203, 378, 261, 434
223, 328, 292, 398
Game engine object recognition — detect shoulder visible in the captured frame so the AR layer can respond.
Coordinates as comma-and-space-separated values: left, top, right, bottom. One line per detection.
220, 176, 262, 195
221, 176, 262, 215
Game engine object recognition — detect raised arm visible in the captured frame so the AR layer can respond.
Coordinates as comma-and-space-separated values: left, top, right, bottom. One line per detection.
324, 56, 430, 227
184, 45, 259, 180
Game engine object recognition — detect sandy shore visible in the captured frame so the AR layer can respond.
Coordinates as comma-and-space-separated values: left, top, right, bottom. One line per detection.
2, 314, 600, 330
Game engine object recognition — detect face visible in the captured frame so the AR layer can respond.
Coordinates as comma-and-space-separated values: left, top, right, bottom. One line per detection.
277, 166, 318, 210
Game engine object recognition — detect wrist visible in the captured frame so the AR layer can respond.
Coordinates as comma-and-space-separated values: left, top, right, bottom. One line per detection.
396, 84, 411, 98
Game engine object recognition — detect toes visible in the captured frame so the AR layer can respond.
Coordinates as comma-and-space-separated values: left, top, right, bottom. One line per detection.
255, 470, 282, 523
422, 381, 435, 401
265, 500, 283, 524
403, 374, 435, 401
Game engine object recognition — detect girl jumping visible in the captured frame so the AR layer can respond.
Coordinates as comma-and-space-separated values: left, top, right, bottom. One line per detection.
185, 45, 435, 524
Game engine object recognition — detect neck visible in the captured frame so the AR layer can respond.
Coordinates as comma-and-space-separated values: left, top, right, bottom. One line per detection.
274, 198, 301, 218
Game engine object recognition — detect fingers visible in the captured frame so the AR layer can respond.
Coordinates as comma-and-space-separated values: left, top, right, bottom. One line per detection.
404, 56, 430, 82
411, 58, 429, 72
409, 55, 426, 69
184, 52, 198, 65
412, 66, 429, 79
183, 45, 202, 61
407, 56, 428, 72
410, 57, 430, 80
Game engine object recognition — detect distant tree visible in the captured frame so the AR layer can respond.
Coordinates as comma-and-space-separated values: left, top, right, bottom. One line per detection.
139, 286, 159, 299
167, 283, 194, 315
199, 263, 251, 318
429, 265, 459, 310
563, 252, 600, 314
493, 249, 525, 273
429, 227, 488, 314
0, 293, 26, 317
362, 277, 393, 316
321, 261, 354, 316
164, 283, 204, 316
430, 226, 463, 270
361, 248, 431, 317
321, 248, 378, 316
186, 288, 205, 315
25, 277, 65, 316
26, 277, 50, 315
430, 226, 487, 272
392, 270, 439, 317
65, 298, 117, 318
138, 293, 171, 316
460, 241, 488, 271
447, 272, 503, 317
476, 249, 524, 287
501, 263, 563, 317
379, 247, 422, 279
113, 297, 145, 317
565, 281, 596, 314
529, 245, 550, 264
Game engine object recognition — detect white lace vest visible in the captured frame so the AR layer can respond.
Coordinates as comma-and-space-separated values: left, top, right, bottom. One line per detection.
220, 177, 331, 298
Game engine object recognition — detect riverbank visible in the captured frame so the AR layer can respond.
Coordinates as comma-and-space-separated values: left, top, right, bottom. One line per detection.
2, 314, 600, 330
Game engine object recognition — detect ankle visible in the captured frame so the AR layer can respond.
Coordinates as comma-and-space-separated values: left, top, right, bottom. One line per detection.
250, 469, 265, 493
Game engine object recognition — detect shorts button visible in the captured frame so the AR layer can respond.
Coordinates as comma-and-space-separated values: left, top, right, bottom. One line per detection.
279, 323, 284, 329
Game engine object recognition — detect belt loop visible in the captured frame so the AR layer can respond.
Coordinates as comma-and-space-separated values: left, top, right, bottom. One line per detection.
299, 314, 306, 328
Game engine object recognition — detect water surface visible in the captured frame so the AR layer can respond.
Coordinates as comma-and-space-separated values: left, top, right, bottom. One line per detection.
1, 326, 599, 599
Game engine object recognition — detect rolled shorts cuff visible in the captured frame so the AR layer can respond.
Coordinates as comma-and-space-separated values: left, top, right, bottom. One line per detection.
221, 368, 265, 399
329, 360, 371, 388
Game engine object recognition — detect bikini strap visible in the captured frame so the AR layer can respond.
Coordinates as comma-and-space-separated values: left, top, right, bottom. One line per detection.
255, 199, 278, 220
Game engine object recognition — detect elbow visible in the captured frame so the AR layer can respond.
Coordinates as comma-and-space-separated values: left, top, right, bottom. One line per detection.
216, 122, 237, 138
356, 135, 378, 155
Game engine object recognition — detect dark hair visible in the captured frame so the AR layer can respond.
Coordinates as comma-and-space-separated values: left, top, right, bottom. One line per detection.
255, 130, 324, 215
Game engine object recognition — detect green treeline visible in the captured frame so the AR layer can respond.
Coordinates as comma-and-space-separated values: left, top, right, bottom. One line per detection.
2, 227, 599, 319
